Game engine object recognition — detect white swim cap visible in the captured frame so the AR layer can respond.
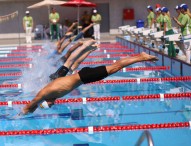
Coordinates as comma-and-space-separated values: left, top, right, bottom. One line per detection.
40, 101, 49, 109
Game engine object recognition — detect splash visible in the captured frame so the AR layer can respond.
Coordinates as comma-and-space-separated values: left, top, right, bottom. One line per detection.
19, 42, 61, 95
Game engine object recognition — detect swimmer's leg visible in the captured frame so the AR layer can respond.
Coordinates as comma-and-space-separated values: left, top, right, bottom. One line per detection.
57, 22, 78, 50
70, 44, 98, 71
73, 23, 94, 42
47, 50, 58, 59
60, 41, 83, 63
57, 39, 72, 54
105, 52, 158, 75
50, 39, 96, 80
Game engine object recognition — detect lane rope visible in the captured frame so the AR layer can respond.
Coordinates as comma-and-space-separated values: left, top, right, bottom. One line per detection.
0, 121, 189, 136
1, 92, 191, 106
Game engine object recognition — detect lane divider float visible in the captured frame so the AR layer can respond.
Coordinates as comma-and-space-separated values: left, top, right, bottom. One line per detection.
0, 72, 22, 77
95, 49, 134, 53
1, 92, 191, 106
88, 54, 139, 58
0, 121, 190, 136
0, 84, 21, 89
88, 76, 191, 85
0, 45, 42, 50
0, 58, 32, 63
0, 64, 32, 69
0, 54, 28, 58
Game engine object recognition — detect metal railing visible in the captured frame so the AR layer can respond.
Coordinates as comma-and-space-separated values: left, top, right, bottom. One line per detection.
135, 130, 154, 146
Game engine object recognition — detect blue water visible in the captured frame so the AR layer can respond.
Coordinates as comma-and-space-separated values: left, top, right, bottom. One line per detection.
0, 42, 191, 146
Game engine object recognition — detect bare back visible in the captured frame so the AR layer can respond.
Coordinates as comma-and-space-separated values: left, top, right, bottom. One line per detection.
42, 73, 83, 100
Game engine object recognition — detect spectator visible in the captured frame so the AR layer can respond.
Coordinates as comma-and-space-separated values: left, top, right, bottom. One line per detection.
62, 19, 72, 35
155, 8, 163, 31
173, 4, 191, 56
49, 7, 60, 41
146, 6, 155, 29
23, 11, 33, 43
91, 9, 102, 40
161, 7, 176, 57
173, 5, 183, 34
81, 11, 91, 37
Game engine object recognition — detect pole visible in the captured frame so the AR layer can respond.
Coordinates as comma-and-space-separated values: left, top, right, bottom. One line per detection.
17, 11, 21, 46
77, 5, 80, 34
48, 5, 51, 38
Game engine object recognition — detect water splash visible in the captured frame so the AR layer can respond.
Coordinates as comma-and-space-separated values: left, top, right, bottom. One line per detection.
19, 42, 60, 95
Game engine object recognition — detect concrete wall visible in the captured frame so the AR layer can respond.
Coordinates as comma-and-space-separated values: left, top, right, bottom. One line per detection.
0, 0, 191, 34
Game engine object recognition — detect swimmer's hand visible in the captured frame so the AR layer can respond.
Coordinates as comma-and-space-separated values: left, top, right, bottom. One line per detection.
12, 112, 25, 119
87, 43, 99, 52
140, 52, 158, 62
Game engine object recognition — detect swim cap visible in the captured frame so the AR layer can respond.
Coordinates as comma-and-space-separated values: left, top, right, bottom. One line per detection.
40, 101, 50, 109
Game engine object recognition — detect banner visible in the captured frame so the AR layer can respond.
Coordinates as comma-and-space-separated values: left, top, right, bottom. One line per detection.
0, 11, 18, 23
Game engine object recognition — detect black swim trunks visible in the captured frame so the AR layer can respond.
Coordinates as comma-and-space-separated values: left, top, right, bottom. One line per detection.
78, 66, 108, 84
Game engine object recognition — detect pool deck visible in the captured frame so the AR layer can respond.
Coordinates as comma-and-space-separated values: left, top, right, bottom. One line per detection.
0, 33, 116, 46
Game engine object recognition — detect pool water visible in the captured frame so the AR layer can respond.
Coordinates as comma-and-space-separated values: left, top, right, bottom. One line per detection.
0, 42, 191, 146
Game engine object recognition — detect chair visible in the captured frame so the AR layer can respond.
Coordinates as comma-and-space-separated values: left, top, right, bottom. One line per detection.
58, 24, 63, 38
34, 24, 44, 40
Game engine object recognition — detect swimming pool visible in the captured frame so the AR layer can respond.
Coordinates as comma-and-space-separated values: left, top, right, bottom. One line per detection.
0, 42, 190, 146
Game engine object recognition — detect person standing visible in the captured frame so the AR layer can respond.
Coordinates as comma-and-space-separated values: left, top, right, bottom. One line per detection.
173, 5, 184, 33
23, 11, 33, 43
49, 7, 60, 41
146, 6, 155, 29
81, 11, 91, 37
91, 9, 102, 40
173, 4, 191, 57
155, 8, 163, 31
161, 7, 176, 57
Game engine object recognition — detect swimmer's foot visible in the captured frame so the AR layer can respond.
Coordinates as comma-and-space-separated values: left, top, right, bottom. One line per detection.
86, 43, 99, 52
56, 40, 62, 50
83, 39, 96, 48
49, 65, 69, 80
69, 36, 76, 42
140, 52, 158, 62
60, 56, 67, 63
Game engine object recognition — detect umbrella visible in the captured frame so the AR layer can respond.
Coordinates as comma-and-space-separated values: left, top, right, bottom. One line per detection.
28, 0, 66, 19
62, 0, 96, 7
61, 0, 96, 32
28, 0, 66, 9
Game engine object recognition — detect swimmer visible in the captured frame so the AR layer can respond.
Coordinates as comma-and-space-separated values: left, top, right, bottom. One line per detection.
56, 23, 94, 54
49, 39, 98, 80
19, 52, 158, 115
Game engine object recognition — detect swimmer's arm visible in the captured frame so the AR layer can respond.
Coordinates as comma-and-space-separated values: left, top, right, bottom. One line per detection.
22, 92, 46, 114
